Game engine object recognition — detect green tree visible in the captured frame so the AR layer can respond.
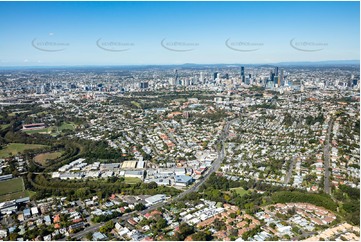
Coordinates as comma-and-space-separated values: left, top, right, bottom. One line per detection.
192, 231, 208, 241
75, 188, 87, 200
86, 233, 92, 240
100, 220, 114, 233
156, 218, 168, 230
176, 223, 194, 240
134, 203, 146, 211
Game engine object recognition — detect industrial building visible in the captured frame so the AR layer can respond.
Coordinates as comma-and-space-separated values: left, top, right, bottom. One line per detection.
145, 194, 167, 206
122, 160, 138, 169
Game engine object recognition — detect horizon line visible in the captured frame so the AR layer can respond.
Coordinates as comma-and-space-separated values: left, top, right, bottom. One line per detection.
0, 59, 360, 69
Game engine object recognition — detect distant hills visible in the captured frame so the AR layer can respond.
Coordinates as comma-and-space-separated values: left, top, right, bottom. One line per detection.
0, 60, 359, 70
274, 60, 360, 66
180, 60, 360, 67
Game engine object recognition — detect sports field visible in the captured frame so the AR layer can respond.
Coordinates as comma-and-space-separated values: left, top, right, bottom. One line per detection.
0, 177, 36, 202
0, 190, 36, 202
0, 177, 24, 196
23, 122, 76, 135
34, 151, 64, 165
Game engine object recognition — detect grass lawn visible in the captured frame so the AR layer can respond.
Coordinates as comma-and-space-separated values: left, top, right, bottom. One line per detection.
58, 122, 76, 131
23, 127, 53, 134
36, 111, 48, 115
131, 101, 142, 109
230, 187, 250, 196
0, 143, 48, 158
24, 122, 76, 136
34, 151, 64, 166
0, 190, 36, 202
124, 177, 142, 184
0, 177, 24, 196
0, 124, 10, 130
173, 98, 186, 102
8, 110, 29, 117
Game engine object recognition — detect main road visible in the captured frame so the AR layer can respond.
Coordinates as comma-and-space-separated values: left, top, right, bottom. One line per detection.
284, 156, 298, 184
71, 118, 239, 240
324, 117, 334, 195
174, 118, 239, 199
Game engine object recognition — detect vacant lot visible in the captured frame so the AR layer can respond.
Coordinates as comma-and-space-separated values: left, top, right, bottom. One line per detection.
34, 151, 64, 165
0, 190, 36, 202
0, 177, 24, 196
59, 122, 76, 131
124, 177, 142, 184
230, 186, 250, 196
0, 143, 48, 158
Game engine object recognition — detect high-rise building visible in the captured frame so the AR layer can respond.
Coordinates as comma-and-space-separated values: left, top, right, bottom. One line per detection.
199, 72, 203, 83
140, 82, 149, 89
274, 76, 278, 87
175, 70, 179, 85
274, 67, 279, 77
352, 79, 359, 87
213, 72, 218, 80
270, 72, 275, 83
241, 66, 245, 82
279, 69, 284, 86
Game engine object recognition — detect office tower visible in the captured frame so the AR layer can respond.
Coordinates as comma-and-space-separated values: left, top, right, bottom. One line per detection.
175, 70, 179, 85
241, 66, 245, 82
274, 76, 278, 87
347, 80, 353, 87
352, 79, 358, 87
277, 70, 283, 87
169, 78, 174, 86
274, 67, 279, 77
284, 78, 288, 86
270, 72, 275, 83
279, 69, 284, 86
40, 85, 45, 94
200, 72, 203, 83
213, 72, 218, 80
140, 82, 149, 89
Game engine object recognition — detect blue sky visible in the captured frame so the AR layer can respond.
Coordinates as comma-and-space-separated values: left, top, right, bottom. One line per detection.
0, 1, 359, 66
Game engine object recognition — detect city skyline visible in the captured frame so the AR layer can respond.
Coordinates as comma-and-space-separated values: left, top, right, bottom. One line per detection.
0, 1, 359, 66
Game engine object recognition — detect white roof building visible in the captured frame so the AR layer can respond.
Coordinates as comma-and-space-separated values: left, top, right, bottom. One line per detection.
145, 194, 167, 205
31, 207, 39, 215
